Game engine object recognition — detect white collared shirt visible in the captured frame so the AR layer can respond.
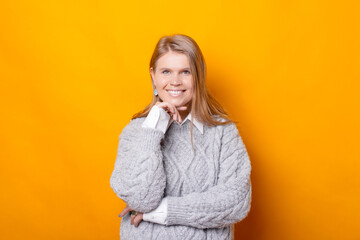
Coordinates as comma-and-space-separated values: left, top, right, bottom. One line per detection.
142, 105, 204, 135
140, 105, 203, 225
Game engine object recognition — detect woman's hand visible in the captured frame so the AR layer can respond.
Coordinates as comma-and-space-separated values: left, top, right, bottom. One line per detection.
119, 205, 144, 227
155, 102, 187, 123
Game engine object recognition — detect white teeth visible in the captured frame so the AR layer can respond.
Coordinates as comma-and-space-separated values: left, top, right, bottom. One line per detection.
167, 90, 184, 96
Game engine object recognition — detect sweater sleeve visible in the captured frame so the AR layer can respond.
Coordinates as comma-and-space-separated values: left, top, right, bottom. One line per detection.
110, 119, 167, 213
165, 122, 252, 229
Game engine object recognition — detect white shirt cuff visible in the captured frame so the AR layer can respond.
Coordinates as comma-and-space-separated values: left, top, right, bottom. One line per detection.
141, 105, 171, 134
143, 197, 168, 225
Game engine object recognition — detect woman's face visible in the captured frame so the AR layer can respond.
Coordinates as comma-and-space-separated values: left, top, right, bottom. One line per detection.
150, 51, 194, 108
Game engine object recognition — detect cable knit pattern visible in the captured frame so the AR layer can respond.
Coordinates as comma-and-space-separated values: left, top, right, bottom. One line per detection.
110, 116, 252, 240
110, 125, 166, 213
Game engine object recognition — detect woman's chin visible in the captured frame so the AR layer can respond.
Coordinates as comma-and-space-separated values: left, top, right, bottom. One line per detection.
160, 96, 191, 107
172, 101, 190, 108
166, 99, 184, 106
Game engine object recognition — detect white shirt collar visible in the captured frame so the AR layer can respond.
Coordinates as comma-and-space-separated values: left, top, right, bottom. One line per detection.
168, 112, 204, 134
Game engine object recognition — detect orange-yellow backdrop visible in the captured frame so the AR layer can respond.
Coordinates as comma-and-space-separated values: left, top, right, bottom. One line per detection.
1, 0, 359, 239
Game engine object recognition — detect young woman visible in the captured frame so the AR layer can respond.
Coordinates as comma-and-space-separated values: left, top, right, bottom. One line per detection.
110, 34, 252, 239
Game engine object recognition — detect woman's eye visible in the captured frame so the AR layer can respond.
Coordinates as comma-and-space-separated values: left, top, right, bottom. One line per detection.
162, 70, 190, 74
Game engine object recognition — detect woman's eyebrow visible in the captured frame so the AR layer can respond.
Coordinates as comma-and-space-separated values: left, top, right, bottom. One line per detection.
159, 67, 190, 71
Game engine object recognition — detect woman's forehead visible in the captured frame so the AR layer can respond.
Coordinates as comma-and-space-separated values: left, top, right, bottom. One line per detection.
156, 52, 190, 69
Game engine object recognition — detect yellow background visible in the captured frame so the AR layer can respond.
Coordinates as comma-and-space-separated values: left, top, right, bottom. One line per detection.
1, 0, 359, 239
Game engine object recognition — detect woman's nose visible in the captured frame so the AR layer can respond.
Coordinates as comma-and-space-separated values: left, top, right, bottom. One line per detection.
170, 75, 181, 86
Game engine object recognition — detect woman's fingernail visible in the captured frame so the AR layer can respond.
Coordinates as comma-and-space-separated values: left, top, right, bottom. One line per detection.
118, 213, 122, 217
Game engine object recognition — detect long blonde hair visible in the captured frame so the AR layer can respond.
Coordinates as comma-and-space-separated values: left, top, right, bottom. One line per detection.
132, 34, 236, 148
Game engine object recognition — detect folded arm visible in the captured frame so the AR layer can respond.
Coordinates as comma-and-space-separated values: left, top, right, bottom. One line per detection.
110, 119, 167, 213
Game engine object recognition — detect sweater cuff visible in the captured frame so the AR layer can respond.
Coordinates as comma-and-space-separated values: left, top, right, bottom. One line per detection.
165, 196, 193, 225
138, 127, 164, 151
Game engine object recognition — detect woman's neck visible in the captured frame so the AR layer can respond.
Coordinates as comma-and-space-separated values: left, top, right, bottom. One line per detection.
178, 102, 192, 121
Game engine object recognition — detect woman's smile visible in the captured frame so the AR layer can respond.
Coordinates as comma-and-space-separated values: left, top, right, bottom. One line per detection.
166, 90, 186, 97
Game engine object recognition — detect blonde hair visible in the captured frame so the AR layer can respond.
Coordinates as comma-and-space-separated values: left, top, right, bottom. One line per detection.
132, 34, 237, 149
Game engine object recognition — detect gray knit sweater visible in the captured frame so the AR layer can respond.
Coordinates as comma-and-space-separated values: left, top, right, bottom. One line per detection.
110, 116, 252, 240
